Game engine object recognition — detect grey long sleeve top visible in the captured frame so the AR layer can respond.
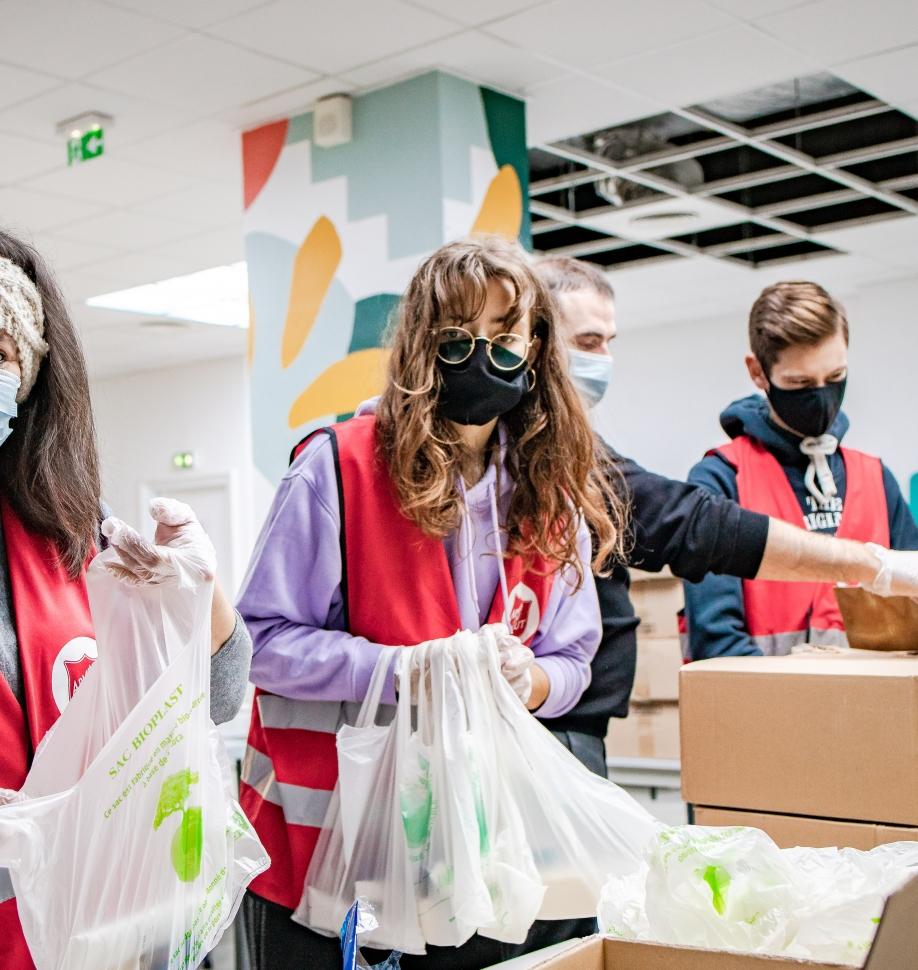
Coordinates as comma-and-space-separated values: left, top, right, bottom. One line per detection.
0, 516, 252, 727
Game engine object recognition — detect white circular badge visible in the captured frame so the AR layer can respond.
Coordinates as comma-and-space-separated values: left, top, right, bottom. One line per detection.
51, 637, 98, 713
506, 582, 541, 643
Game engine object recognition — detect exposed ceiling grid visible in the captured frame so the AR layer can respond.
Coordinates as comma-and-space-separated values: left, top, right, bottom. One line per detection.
0, 0, 912, 375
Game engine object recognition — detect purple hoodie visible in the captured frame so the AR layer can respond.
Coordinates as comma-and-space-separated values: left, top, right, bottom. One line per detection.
238, 408, 601, 719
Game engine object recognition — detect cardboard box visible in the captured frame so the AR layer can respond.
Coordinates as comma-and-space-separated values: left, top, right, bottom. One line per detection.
508, 872, 918, 968
693, 806, 918, 851
835, 587, 918, 651
632, 638, 682, 702
629, 577, 684, 640
680, 654, 918, 825
607, 703, 680, 761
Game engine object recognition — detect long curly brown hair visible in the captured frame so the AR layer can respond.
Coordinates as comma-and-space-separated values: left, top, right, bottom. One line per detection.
376, 236, 627, 584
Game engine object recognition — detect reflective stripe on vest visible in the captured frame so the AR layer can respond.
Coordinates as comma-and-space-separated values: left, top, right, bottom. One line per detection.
715, 436, 889, 645
243, 415, 559, 910
749, 627, 849, 656
0, 867, 13, 904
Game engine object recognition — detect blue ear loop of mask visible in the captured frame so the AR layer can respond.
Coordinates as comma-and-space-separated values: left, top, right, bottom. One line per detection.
568, 348, 613, 408
0, 370, 20, 448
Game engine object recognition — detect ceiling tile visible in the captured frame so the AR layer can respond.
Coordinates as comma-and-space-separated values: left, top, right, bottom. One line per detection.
595, 24, 819, 107
52, 209, 202, 248
0, 63, 62, 111
128, 180, 244, 229
208, 0, 457, 75
0, 185, 106, 232
0, 82, 202, 148
757, 0, 918, 64
835, 44, 918, 111
486, 0, 732, 70
0, 1, 182, 78
104, 0, 273, 29
87, 34, 317, 113
0, 131, 64, 184
408, 0, 553, 27
117, 120, 242, 180
526, 75, 660, 144
222, 76, 354, 130
342, 30, 567, 93
25, 230, 121, 271
704, 0, 818, 17
24, 156, 197, 206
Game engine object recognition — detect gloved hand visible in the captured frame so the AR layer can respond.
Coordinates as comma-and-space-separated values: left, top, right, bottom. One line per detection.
102, 498, 217, 587
491, 626, 534, 705
863, 544, 918, 598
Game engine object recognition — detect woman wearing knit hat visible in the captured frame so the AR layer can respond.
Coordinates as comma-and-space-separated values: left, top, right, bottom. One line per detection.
0, 228, 253, 969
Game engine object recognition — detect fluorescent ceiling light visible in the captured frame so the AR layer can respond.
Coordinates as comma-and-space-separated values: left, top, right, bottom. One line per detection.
86, 262, 249, 328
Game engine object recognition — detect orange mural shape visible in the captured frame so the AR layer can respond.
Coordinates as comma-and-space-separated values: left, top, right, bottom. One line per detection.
282, 216, 342, 369
242, 120, 288, 209
288, 347, 391, 429
471, 164, 523, 240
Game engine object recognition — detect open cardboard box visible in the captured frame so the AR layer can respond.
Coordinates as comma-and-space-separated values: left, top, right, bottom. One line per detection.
505, 872, 918, 969
835, 587, 918, 651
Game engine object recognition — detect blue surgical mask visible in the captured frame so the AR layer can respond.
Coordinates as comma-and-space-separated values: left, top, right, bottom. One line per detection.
0, 371, 20, 448
568, 348, 613, 408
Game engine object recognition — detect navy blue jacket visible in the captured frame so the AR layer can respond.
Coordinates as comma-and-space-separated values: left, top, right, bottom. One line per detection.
684, 395, 918, 660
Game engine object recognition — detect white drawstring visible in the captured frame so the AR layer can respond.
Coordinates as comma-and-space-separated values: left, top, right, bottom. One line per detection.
488, 479, 512, 629
799, 434, 839, 503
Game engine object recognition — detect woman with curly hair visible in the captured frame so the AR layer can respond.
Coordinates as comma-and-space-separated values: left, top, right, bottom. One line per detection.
238, 236, 627, 968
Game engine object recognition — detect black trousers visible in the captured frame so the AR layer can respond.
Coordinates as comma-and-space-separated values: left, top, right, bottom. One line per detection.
243, 891, 597, 970
243, 731, 604, 969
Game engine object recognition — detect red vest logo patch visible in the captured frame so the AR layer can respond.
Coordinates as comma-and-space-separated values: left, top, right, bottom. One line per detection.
507, 582, 541, 643
51, 636, 98, 713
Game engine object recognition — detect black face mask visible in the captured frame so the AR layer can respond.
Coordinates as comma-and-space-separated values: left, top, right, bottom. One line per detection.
766, 377, 847, 438
436, 342, 529, 426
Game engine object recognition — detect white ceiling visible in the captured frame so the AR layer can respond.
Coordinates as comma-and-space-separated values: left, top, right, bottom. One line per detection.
0, 0, 916, 377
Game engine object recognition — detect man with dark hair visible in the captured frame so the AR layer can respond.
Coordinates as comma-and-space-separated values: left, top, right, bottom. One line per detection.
533, 258, 918, 776
684, 282, 918, 660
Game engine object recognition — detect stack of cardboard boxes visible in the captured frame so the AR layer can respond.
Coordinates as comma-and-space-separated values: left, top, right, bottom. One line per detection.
680, 652, 918, 849
606, 569, 684, 762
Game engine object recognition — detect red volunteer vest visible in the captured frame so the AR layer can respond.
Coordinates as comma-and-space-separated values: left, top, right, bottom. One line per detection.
241, 415, 558, 910
0, 502, 96, 970
715, 436, 889, 653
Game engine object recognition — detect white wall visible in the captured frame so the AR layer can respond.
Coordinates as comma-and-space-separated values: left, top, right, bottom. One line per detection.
594, 273, 918, 504
91, 354, 275, 597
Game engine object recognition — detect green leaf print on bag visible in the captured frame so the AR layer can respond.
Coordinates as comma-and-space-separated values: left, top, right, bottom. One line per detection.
171, 807, 204, 883
153, 768, 203, 881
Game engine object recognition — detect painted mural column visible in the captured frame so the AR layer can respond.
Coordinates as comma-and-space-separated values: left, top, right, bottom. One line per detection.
240, 71, 530, 486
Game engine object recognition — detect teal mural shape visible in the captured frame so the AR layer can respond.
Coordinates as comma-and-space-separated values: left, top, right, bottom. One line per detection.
350, 294, 400, 353
481, 86, 532, 250
911, 473, 918, 525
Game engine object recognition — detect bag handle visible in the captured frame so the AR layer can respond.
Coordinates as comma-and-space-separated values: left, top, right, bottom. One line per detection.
354, 647, 399, 730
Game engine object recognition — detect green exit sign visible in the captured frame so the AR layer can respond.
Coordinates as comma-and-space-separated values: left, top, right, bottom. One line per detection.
67, 127, 104, 166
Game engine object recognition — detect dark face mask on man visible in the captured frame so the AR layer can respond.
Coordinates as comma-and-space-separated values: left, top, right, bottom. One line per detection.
436, 341, 531, 426
766, 376, 847, 438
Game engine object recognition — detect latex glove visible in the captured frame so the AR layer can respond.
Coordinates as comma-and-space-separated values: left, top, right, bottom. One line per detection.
864, 544, 918, 598
494, 628, 534, 705
102, 498, 217, 587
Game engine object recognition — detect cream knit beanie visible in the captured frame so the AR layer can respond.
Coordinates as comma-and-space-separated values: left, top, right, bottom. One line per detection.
0, 256, 49, 402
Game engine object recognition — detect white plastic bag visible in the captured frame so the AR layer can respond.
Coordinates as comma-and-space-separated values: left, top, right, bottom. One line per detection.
298, 627, 659, 952
0, 535, 269, 970
598, 825, 918, 966
300, 647, 428, 955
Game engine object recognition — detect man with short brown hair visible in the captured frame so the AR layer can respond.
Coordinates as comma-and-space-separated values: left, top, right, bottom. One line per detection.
684, 281, 918, 660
